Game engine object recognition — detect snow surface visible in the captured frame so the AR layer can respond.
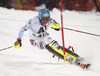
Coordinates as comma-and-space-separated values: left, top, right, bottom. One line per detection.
0, 7, 100, 76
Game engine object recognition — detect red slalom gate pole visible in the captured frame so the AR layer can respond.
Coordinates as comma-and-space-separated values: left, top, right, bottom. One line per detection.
60, 0, 66, 63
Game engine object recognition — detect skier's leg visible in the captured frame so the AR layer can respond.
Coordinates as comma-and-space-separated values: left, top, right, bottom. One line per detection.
45, 43, 83, 64
30, 39, 45, 49
42, 36, 60, 49
60, 46, 84, 63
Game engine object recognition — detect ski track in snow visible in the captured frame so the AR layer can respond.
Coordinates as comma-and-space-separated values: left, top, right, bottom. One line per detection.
0, 7, 100, 76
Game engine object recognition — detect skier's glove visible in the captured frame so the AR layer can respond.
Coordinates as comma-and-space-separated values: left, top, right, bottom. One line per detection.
50, 23, 61, 31
14, 38, 22, 49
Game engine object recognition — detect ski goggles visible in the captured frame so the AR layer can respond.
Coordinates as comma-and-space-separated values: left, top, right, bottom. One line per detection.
41, 17, 50, 21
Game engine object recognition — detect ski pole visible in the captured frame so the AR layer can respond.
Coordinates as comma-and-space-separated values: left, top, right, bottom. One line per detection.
63, 27, 100, 37
0, 46, 13, 51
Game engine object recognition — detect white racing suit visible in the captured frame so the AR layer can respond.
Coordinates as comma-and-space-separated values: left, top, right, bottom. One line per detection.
18, 16, 60, 49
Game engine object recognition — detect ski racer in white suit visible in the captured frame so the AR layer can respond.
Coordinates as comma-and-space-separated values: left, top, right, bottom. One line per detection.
14, 9, 90, 69
14, 9, 61, 50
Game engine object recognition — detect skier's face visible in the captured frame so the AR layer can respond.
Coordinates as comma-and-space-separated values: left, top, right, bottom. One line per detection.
41, 17, 50, 26
41, 20, 48, 26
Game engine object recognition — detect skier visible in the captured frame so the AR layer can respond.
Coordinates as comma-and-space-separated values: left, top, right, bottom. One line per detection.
14, 9, 90, 69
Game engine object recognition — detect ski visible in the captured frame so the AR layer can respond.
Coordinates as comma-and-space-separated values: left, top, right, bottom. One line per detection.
79, 63, 91, 70
85, 64, 91, 70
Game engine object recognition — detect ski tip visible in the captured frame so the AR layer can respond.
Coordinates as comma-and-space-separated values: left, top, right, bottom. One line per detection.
80, 63, 91, 70
86, 64, 91, 70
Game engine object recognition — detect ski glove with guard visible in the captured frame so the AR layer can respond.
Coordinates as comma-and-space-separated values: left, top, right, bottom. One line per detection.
14, 38, 22, 49
50, 23, 61, 31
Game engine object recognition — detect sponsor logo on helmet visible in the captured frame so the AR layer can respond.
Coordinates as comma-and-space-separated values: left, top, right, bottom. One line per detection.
43, 14, 49, 17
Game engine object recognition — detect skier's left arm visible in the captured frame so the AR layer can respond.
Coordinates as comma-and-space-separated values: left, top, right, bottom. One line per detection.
50, 19, 61, 31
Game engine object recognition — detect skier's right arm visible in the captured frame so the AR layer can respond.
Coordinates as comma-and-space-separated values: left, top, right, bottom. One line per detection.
14, 19, 33, 49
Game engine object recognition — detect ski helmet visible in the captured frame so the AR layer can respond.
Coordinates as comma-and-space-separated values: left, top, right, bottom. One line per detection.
38, 9, 50, 20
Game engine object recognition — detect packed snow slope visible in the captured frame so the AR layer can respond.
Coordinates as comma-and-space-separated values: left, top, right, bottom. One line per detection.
0, 7, 100, 76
